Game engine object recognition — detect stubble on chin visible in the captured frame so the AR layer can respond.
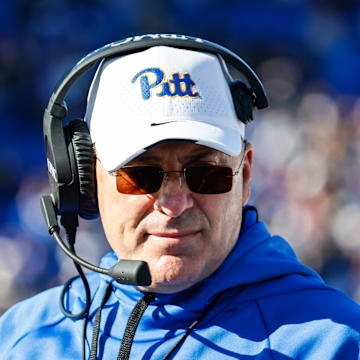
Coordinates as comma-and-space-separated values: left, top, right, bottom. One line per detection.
139, 253, 204, 294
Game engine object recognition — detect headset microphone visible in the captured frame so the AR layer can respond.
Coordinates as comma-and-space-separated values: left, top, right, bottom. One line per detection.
40, 195, 152, 286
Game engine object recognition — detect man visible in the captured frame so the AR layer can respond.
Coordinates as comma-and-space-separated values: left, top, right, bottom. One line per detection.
1, 36, 360, 359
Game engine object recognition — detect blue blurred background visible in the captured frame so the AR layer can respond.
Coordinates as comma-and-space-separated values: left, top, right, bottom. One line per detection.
1, 0, 360, 314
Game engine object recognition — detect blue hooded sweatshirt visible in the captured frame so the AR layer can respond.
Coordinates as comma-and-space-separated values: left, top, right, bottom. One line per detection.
1, 206, 360, 359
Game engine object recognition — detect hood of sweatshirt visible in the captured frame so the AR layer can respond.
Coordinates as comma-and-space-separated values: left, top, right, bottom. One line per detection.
3, 206, 360, 360
66, 206, 325, 340
101, 206, 322, 297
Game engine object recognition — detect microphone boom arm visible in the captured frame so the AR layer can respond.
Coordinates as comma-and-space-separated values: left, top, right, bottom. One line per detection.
40, 195, 152, 286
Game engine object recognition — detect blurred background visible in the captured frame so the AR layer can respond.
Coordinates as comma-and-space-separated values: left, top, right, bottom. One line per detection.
1, 0, 360, 314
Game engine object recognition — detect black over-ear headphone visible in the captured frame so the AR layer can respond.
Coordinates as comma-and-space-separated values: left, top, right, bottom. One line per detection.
43, 33, 268, 222
41, 34, 269, 295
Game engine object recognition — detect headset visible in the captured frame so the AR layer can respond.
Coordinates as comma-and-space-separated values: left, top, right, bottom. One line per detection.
41, 33, 268, 298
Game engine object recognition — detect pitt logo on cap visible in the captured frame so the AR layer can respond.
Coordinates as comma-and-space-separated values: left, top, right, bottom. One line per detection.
132, 68, 200, 100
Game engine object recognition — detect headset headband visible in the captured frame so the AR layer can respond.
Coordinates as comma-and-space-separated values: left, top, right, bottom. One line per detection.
46, 34, 268, 120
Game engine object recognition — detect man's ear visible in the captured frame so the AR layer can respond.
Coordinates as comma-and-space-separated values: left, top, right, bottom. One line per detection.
242, 141, 254, 206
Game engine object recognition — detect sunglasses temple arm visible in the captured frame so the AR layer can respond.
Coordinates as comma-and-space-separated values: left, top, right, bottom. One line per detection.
233, 139, 247, 176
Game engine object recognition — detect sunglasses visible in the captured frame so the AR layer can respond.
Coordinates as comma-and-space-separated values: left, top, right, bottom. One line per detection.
110, 164, 241, 195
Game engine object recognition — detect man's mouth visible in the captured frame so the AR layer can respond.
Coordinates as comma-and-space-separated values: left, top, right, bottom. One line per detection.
146, 230, 201, 246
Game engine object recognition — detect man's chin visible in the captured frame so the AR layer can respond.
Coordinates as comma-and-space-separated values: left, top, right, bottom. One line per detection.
137, 255, 204, 294
136, 280, 195, 294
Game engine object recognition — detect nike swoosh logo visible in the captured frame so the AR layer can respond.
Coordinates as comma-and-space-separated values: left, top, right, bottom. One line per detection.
150, 121, 178, 126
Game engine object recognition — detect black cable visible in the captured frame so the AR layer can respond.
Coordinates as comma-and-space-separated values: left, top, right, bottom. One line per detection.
162, 292, 222, 360
59, 214, 92, 360
59, 246, 91, 320
59, 244, 91, 360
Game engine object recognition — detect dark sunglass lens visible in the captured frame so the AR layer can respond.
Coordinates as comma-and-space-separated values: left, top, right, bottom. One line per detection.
186, 166, 233, 194
115, 167, 163, 194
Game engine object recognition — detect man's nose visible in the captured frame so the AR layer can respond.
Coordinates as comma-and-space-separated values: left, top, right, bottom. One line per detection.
153, 171, 194, 218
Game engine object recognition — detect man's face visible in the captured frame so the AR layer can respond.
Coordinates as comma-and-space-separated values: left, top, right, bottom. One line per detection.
97, 141, 253, 293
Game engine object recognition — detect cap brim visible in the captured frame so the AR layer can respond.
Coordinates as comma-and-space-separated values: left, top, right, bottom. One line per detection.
95, 119, 244, 172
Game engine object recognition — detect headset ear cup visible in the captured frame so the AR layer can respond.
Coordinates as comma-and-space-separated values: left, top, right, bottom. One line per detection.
68, 120, 99, 220
230, 80, 254, 124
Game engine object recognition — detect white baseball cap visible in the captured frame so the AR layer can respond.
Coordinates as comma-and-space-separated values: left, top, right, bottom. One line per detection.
85, 45, 245, 172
